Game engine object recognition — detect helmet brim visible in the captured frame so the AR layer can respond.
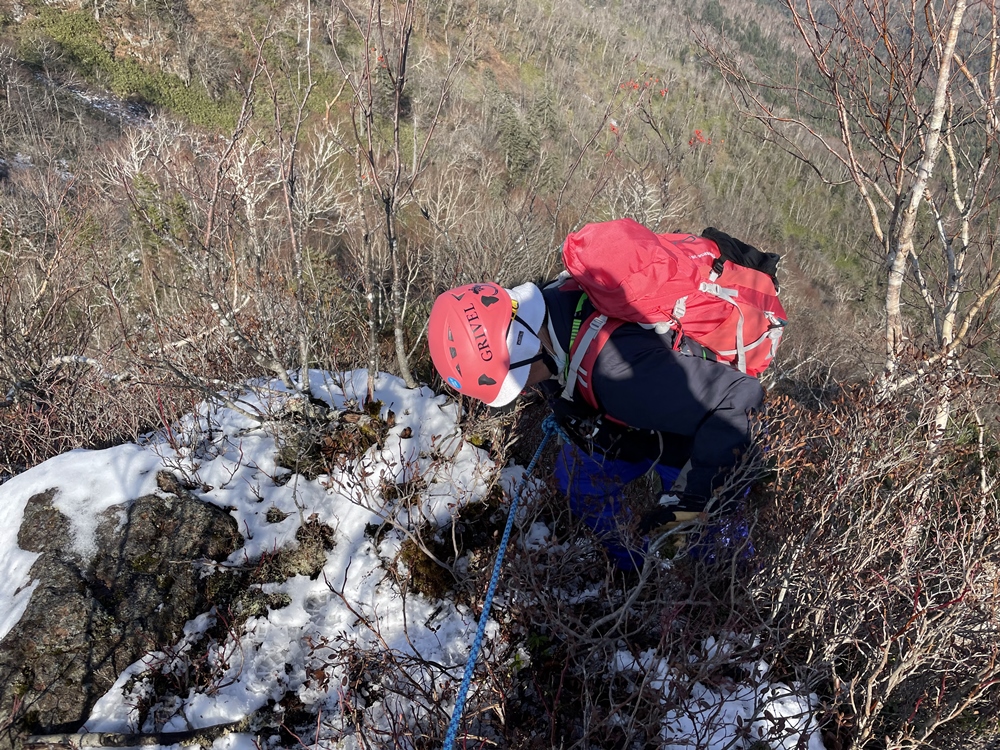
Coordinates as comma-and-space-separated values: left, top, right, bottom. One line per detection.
485, 282, 546, 407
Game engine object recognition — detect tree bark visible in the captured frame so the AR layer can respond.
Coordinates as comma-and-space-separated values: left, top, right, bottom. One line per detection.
884, 0, 967, 375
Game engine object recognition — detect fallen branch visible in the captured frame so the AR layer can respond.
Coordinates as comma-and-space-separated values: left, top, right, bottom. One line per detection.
25, 718, 249, 749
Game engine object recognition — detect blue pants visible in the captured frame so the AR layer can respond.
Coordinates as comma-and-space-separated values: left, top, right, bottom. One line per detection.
554, 442, 680, 570
553, 442, 753, 570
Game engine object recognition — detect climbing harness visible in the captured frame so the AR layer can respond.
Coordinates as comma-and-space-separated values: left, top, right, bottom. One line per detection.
441, 415, 562, 750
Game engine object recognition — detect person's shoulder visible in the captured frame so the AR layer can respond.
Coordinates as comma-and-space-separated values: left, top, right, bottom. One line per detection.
541, 278, 589, 321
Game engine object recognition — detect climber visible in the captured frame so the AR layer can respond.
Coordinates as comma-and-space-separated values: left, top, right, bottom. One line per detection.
426, 277, 764, 570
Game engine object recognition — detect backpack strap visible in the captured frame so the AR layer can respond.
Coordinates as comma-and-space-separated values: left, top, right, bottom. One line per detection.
561, 309, 624, 412
561, 293, 599, 404
696, 279, 783, 373
563, 293, 589, 382
697, 281, 747, 371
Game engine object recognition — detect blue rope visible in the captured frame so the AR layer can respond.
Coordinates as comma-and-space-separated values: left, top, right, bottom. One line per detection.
441, 415, 558, 749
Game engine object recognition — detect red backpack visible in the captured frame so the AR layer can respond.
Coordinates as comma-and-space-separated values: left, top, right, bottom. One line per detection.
560, 218, 786, 411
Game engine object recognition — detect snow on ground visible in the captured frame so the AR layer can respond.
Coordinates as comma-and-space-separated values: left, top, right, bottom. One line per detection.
614, 639, 825, 750
0, 370, 826, 748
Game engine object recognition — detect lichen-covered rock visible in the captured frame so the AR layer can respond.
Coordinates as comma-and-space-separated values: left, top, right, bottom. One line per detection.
0, 485, 243, 748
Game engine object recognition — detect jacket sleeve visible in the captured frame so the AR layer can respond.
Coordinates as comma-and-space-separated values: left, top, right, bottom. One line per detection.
591, 326, 764, 509
666, 372, 763, 508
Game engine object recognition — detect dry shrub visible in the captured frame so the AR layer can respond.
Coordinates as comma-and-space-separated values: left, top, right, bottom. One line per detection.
751, 385, 1000, 748
441, 384, 1000, 750
0, 359, 196, 479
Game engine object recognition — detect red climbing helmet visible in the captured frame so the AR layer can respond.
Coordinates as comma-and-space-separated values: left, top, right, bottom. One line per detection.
428, 282, 546, 407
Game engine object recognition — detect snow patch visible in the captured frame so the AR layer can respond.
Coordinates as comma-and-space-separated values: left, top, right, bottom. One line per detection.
1, 370, 828, 748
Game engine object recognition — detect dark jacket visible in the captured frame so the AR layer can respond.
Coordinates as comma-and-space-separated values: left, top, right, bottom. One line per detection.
541, 283, 764, 508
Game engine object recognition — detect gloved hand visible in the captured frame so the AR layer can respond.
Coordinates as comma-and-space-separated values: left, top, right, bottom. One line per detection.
637, 506, 704, 536
637, 494, 706, 556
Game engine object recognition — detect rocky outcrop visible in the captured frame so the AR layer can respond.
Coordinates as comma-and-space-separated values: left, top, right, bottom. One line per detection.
0, 479, 243, 748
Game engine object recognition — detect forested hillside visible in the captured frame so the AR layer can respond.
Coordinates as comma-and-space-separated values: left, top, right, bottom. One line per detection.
1, 0, 999, 747
0, 0, 872, 469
